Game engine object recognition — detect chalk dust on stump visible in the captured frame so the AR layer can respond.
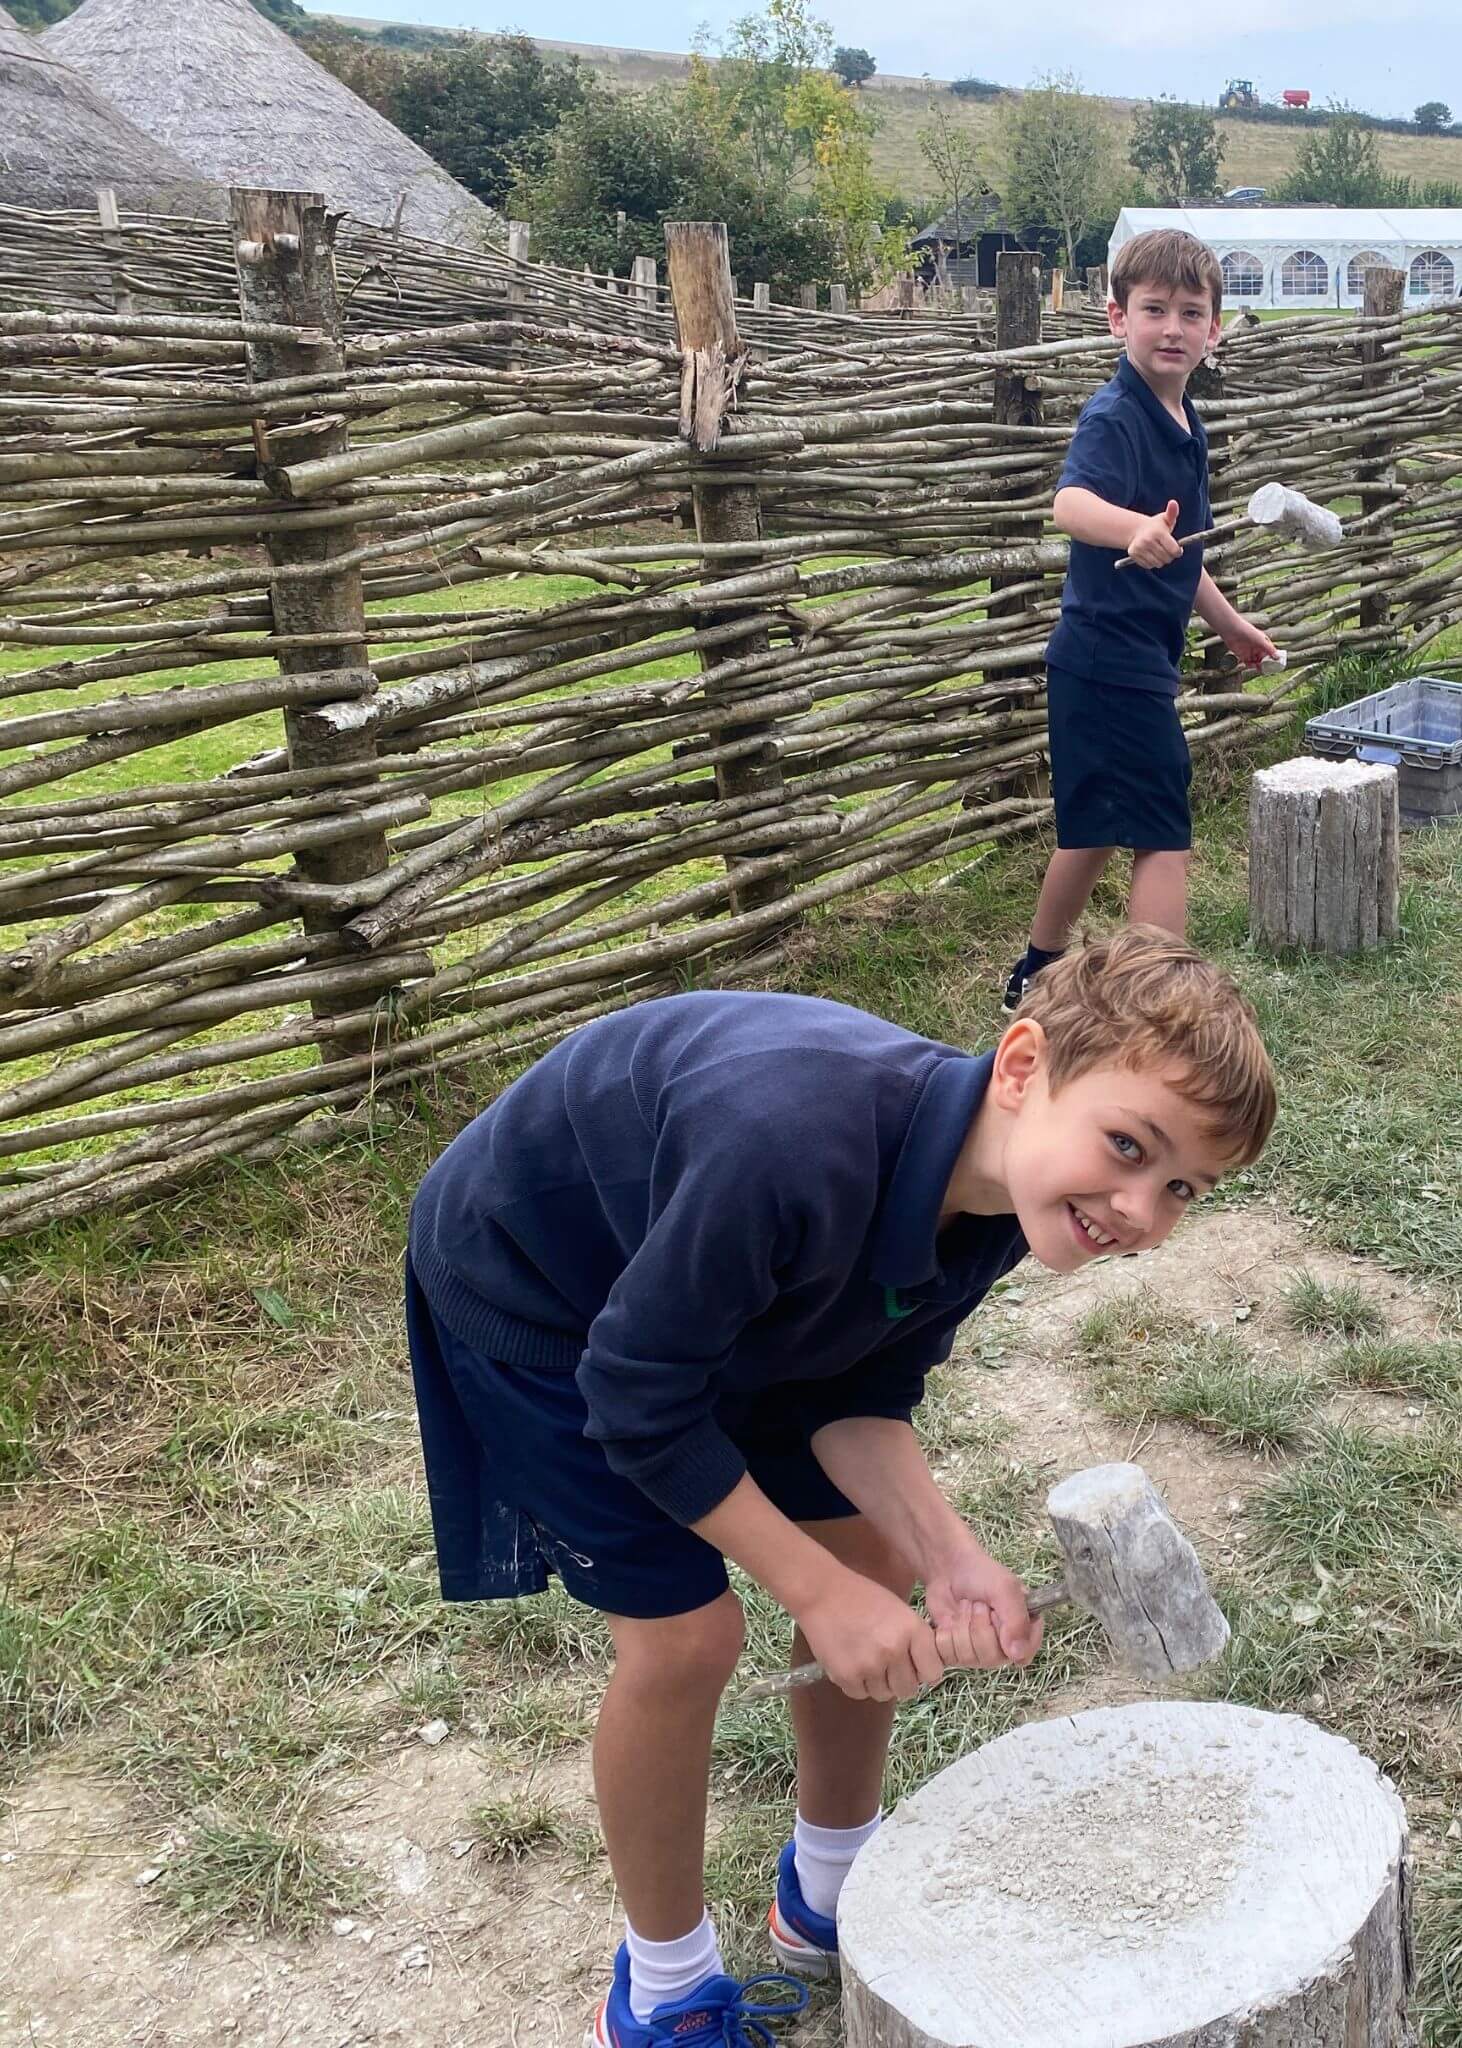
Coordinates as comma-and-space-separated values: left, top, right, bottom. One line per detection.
839, 1700, 1412, 2048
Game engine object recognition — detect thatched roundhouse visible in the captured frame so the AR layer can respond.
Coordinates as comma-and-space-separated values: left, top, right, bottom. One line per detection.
44, 0, 497, 246
0, 2, 222, 216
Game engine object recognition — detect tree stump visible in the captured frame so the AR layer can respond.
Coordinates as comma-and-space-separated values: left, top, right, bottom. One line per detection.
840, 1701, 1412, 2048
1248, 757, 1400, 954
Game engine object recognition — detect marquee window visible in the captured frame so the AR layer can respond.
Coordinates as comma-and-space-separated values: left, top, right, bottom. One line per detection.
1346, 250, 1389, 297
1220, 250, 1264, 298
1280, 249, 1328, 297
1409, 249, 1455, 298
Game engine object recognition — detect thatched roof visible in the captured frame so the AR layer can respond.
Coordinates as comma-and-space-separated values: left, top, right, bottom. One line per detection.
0, 2, 223, 215
43, 0, 498, 247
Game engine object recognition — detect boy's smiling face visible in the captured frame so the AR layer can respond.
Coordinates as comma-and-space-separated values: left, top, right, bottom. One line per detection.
980, 1024, 1236, 1274
1110, 276, 1221, 393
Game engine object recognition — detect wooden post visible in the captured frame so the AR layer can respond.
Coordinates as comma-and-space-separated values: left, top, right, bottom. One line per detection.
753, 280, 771, 312
988, 248, 1044, 699
95, 186, 134, 317
1249, 759, 1400, 954
1359, 265, 1407, 638
829, 282, 848, 314
664, 222, 792, 915
630, 253, 657, 336
506, 218, 531, 301
800, 283, 817, 310
841, 1702, 1412, 2048
1050, 266, 1064, 311
231, 189, 393, 1057
1085, 263, 1108, 306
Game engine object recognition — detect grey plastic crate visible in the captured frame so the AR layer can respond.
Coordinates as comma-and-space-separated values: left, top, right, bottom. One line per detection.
1306, 675, 1462, 822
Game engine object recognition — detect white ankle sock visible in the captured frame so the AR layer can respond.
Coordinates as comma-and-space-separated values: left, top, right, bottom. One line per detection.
793, 1809, 882, 1920
624, 1911, 724, 2023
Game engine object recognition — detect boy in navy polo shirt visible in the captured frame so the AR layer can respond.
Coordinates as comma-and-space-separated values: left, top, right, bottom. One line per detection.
406, 928, 1276, 2048
1003, 229, 1279, 1013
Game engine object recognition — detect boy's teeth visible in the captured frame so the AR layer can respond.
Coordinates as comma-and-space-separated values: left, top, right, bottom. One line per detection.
1074, 1206, 1115, 1246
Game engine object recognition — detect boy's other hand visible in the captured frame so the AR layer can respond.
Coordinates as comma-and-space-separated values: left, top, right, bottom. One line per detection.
1221, 615, 1281, 669
795, 1568, 946, 1703
1127, 499, 1183, 569
924, 1540, 1044, 1671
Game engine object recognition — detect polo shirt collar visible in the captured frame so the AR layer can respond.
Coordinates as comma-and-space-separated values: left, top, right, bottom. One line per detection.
1116, 353, 1207, 452
869, 1050, 1006, 1288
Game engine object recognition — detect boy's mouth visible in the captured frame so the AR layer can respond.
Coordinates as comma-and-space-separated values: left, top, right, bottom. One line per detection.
1066, 1201, 1119, 1250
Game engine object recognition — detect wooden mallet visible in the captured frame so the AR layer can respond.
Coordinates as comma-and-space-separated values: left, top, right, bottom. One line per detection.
742, 1462, 1230, 1698
1115, 480, 1345, 570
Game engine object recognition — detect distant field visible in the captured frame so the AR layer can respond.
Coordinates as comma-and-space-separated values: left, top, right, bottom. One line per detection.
321, 16, 1462, 200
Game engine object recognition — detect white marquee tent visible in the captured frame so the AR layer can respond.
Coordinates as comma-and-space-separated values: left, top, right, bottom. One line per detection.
1110, 207, 1462, 312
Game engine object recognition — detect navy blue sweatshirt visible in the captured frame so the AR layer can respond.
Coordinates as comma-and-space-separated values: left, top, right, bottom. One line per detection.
409, 991, 1028, 1526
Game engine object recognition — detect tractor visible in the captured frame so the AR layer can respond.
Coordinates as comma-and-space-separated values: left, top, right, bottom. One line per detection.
1220, 78, 1259, 110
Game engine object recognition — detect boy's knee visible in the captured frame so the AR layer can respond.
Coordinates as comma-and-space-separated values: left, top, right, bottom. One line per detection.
610, 1590, 745, 1694
804, 1515, 915, 1602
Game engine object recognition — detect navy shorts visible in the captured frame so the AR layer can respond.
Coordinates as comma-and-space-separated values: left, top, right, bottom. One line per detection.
405, 1257, 860, 1619
1046, 666, 1192, 852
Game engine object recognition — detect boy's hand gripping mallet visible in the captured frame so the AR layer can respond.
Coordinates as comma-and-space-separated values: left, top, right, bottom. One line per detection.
741, 1462, 1230, 1699
1115, 481, 1344, 571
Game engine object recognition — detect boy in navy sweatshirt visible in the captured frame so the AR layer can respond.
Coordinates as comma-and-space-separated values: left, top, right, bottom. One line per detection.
406, 928, 1275, 2048
1002, 228, 1279, 1013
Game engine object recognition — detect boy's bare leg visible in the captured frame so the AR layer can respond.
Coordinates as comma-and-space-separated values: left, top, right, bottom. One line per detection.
1029, 846, 1115, 953
594, 1591, 745, 1938
790, 1515, 917, 1825
1129, 848, 1189, 936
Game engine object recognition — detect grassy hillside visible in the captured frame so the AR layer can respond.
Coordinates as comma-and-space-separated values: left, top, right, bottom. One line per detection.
321, 16, 1462, 201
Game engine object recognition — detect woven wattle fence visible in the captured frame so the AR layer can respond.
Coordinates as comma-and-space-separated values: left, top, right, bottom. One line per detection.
0, 199, 1454, 1235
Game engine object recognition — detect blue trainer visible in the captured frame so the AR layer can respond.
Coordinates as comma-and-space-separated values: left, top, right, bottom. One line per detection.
767, 1840, 839, 1979
585, 1941, 809, 2048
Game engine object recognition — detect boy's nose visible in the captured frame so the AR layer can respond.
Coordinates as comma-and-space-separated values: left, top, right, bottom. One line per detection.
1111, 1185, 1158, 1238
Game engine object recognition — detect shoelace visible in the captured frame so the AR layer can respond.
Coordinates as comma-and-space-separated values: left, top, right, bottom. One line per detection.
714, 1972, 810, 2046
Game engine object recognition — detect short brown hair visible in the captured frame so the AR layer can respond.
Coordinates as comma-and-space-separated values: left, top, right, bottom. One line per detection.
1111, 229, 1224, 321
1014, 926, 1276, 1166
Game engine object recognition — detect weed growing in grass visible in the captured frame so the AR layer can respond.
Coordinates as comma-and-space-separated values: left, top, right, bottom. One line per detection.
156, 1801, 366, 1943
478, 1677, 597, 1757
1329, 1340, 1462, 1403
1283, 1269, 1387, 1340
1202, 1581, 1370, 1714
471, 1792, 561, 1862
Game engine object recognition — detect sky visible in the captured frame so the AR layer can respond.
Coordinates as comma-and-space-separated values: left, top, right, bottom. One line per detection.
306, 1, 1460, 124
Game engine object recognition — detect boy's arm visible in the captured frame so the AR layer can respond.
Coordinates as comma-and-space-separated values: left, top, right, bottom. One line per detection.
692, 1471, 947, 1701
1194, 568, 1280, 668
809, 1415, 1042, 1666
1054, 486, 1184, 568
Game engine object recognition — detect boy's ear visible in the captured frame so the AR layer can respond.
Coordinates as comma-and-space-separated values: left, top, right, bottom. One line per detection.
1107, 296, 1125, 338
991, 1017, 1048, 1110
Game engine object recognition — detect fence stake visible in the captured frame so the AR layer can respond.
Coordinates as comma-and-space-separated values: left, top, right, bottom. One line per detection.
1085, 264, 1108, 306
800, 283, 817, 310
829, 283, 848, 314
664, 221, 793, 914
1358, 265, 1406, 641
753, 281, 771, 312
230, 188, 393, 1060
95, 187, 135, 318
1050, 267, 1064, 312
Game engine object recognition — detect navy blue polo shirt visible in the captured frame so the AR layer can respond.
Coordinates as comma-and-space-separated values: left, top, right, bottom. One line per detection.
1046, 354, 1210, 695
409, 991, 1028, 1526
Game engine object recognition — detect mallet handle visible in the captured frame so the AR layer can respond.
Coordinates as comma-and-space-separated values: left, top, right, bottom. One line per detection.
740, 1578, 1072, 1700
1114, 525, 1221, 570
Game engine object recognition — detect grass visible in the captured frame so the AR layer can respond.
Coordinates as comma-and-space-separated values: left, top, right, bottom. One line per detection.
1078, 1290, 1318, 1452
1282, 1269, 1388, 1340
2, 650, 1461, 2032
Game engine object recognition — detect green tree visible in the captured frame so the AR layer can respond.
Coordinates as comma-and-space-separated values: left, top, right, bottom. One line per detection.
514, 82, 837, 297
1415, 101, 1452, 132
833, 46, 876, 88
1273, 108, 1386, 205
374, 34, 585, 212
917, 98, 987, 259
998, 71, 1118, 272
689, 0, 833, 187
1129, 97, 1224, 204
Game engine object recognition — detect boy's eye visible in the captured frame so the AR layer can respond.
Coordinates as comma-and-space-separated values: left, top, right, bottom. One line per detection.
1168, 1179, 1198, 1203
1110, 1132, 1142, 1160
